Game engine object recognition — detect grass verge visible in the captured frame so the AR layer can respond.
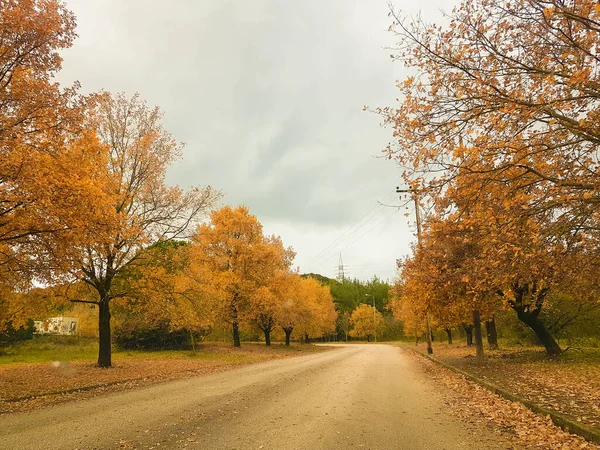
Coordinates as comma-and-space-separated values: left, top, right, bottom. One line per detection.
0, 338, 330, 414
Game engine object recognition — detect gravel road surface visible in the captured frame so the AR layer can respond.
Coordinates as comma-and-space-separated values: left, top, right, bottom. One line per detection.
0, 344, 513, 449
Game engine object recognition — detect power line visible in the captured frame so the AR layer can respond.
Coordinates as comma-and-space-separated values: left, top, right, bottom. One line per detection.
333, 208, 401, 256
304, 191, 396, 270
308, 208, 401, 274
304, 199, 386, 268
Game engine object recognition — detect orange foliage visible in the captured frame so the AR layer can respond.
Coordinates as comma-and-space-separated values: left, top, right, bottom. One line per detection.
115, 242, 212, 337
349, 303, 384, 341
382, 0, 600, 229
380, 0, 600, 355
188, 206, 294, 346
0, 0, 112, 280
71, 92, 219, 366
294, 277, 337, 340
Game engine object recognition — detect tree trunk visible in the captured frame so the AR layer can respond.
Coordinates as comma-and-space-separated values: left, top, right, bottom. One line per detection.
486, 317, 498, 350
516, 308, 561, 356
284, 327, 293, 346
230, 297, 241, 347
232, 320, 241, 347
507, 284, 561, 356
425, 313, 433, 354
264, 328, 271, 346
190, 331, 196, 353
473, 310, 484, 365
464, 324, 473, 346
304, 333, 309, 344
445, 328, 452, 344
98, 300, 112, 368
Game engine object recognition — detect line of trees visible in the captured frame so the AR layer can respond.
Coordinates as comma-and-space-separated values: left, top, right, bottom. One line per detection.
381, 0, 600, 360
0, 1, 339, 367
305, 274, 400, 342
0, 0, 218, 367
117, 206, 338, 351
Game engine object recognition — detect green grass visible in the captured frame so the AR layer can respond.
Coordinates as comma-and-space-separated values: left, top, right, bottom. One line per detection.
111, 349, 252, 363
0, 335, 99, 364
0, 337, 324, 365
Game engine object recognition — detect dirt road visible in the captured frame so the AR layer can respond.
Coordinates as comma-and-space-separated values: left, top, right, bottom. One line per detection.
0, 344, 513, 449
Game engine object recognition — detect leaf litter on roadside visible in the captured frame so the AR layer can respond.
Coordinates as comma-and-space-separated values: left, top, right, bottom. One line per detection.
408, 351, 599, 450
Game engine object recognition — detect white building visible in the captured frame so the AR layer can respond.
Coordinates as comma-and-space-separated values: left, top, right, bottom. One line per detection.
33, 317, 79, 335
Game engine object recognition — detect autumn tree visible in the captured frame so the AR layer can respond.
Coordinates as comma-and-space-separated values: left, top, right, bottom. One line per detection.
248, 270, 312, 346
270, 274, 306, 345
381, 0, 600, 236
70, 93, 219, 367
349, 304, 384, 342
249, 286, 279, 346
379, 0, 600, 356
113, 241, 212, 352
295, 277, 337, 342
189, 206, 294, 347
379, 0, 600, 268
0, 0, 112, 281
389, 279, 425, 343
0, 282, 50, 344
395, 203, 593, 356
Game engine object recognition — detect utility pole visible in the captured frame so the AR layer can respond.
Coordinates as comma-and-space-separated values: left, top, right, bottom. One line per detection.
396, 186, 433, 355
373, 292, 377, 343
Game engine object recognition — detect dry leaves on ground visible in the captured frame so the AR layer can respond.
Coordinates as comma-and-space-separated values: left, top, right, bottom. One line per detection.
405, 348, 599, 450
409, 343, 600, 431
0, 343, 328, 414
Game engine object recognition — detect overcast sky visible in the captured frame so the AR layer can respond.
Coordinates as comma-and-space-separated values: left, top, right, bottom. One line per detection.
58, 0, 457, 282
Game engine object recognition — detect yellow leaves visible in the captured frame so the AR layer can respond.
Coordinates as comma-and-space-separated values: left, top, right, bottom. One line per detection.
543, 6, 556, 18
295, 277, 337, 336
188, 206, 302, 332
0, 2, 112, 276
349, 303, 384, 339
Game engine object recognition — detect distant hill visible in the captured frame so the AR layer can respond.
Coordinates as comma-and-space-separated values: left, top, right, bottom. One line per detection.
300, 273, 335, 286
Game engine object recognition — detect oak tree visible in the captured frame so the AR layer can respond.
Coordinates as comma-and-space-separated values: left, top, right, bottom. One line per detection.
295, 277, 337, 342
380, 0, 600, 356
189, 206, 293, 347
72, 92, 219, 367
272, 274, 306, 345
349, 303, 384, 342
0, 0, 112, 280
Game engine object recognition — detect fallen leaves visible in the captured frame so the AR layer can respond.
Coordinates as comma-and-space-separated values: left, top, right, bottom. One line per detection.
404, 345, 600, 449
414, 344, 600, 430
0, 343, 329, 414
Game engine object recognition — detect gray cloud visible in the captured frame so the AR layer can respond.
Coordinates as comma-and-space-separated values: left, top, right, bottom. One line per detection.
58, 0, 454, 280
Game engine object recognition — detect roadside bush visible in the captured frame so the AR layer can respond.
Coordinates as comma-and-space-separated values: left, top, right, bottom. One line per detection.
114, 319, 191, 350
0, 318, 35, 346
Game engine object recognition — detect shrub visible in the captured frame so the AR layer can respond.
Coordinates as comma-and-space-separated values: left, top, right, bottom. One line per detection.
0, 318, 35, 345
113, 319, 192, 350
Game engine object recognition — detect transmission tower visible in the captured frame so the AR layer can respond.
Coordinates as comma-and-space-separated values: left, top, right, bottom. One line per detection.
336, 253, 346, 282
